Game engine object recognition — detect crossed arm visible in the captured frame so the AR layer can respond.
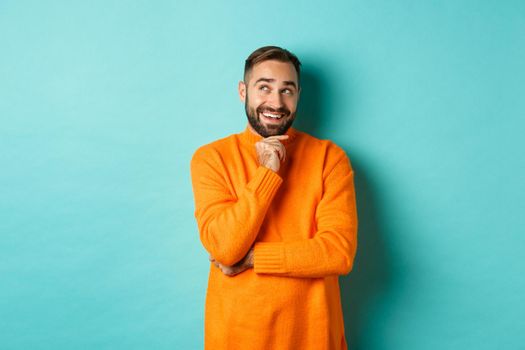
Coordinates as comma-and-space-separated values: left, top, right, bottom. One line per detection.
190, 145, 358, 278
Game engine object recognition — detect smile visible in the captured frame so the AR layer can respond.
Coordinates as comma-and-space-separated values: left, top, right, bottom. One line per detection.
260, 112, 284, 120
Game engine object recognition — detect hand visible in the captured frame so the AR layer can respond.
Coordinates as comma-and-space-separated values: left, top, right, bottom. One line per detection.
209, 248, 254, 277
255, 135, 289, 172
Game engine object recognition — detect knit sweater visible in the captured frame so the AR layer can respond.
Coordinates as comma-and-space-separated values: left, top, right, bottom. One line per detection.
190, 124, 358, 350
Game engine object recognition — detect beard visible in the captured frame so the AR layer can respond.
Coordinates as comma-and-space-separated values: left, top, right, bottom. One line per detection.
244, 93, 296, 138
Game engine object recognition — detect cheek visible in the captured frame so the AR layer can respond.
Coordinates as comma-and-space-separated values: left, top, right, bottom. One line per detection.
285, 99, 298, 111
250, 96, 266, 108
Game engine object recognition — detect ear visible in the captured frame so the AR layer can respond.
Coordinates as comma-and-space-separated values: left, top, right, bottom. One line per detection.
238, 81, 246, 102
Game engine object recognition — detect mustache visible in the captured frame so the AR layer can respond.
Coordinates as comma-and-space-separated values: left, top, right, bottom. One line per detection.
257, 106, 290, 115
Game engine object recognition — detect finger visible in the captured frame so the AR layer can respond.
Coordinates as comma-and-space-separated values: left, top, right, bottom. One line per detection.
263, 139, 284, 147
259, 144, 282, 159
279, 143, 286, 162
226, 269, 239, 277
263, 140, 286, 160
222, 267, 234, 276
276, 146, 285, 162
263, 137, 286, 145
267, 148, 283, 162
257, 140, 284, 155
264, 136, 288, 145
270, 143, 285, 162
265, 135, 289, 141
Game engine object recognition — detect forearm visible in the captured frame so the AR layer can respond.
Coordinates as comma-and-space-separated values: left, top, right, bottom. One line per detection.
196, 166, 282, 266
253, 225, 357, 278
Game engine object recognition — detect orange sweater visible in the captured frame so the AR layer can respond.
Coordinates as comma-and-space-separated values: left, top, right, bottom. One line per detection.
190, 125, 358, 350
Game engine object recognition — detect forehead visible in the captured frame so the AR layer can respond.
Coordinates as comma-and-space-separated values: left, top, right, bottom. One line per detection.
248, 60, 298, 85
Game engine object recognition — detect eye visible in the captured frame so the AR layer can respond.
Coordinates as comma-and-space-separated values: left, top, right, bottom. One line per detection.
259, 85, 270, 91
281, 88, 293, 95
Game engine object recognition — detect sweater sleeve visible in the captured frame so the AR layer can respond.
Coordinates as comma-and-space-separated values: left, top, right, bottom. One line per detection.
253, 150, 358, 278
190, 147, 283, 266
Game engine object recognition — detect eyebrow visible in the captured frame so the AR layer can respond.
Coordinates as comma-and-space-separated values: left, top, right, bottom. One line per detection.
254, 78, 297, 90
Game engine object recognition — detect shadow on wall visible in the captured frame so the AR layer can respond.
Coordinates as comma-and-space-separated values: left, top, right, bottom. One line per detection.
296, 63, 394, 350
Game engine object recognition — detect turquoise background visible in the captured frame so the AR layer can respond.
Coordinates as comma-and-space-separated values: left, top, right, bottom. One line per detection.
1, 1, 524, 349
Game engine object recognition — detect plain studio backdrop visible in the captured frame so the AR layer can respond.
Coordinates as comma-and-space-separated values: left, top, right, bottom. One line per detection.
1, 1, 524, 349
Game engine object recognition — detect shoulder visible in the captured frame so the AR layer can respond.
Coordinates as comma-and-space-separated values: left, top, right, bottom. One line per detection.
297, 130, 350, 160
190, 133, 237, 164
296, 130, 353, 176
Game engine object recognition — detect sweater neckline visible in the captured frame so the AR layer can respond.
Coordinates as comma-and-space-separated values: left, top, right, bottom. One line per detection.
239, 124, 298, 146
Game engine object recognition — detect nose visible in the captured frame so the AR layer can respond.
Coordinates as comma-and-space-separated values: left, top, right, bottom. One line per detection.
266, 90, 284, 109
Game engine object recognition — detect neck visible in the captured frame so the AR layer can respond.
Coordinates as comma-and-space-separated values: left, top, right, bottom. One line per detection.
240, 123, 298, 146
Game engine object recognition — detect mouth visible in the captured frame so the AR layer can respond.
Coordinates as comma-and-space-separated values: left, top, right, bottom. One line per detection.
259, 111, 286, 124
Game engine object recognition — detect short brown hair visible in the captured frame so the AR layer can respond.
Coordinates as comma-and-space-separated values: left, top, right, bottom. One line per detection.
244, 46, 302, 86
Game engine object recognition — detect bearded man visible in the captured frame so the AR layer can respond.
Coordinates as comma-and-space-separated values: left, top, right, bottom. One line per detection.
190, 45, 358, 350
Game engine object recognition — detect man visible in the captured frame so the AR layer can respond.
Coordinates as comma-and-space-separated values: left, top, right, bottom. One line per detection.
190, 46, 358, 350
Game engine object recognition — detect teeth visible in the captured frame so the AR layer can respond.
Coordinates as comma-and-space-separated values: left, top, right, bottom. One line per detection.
262, 112, 283, 119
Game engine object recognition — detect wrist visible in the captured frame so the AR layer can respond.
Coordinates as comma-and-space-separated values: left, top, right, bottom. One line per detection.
248, 248, 255, 268
262, 164, 278, 173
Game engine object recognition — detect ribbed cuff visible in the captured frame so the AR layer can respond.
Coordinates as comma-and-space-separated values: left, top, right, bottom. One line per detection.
254, 242, 285, 274
246, 166, 283, 203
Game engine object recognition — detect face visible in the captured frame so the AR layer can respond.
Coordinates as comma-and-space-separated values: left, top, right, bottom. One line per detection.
238, 60, 300, 137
